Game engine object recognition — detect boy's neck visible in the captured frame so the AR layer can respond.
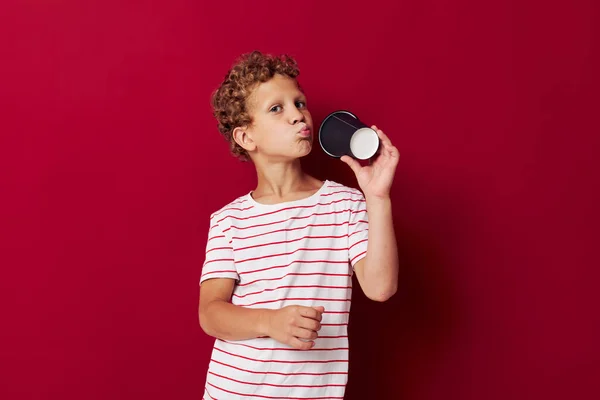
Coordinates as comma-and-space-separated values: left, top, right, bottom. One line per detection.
252, 159, 321, 202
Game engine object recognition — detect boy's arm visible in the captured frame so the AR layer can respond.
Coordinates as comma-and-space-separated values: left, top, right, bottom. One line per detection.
199, 278, 268, 339
341, 124, 400, 302
198, 278, 324, 349
353, 197, 398, 301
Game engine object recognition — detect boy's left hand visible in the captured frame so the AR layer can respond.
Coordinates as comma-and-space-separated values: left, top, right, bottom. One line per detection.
341, 125, 399, 199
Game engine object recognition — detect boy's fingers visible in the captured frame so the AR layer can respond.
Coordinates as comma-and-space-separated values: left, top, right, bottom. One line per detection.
289, 337, 314, 350
371, 124, 392, 143
375, 127, 394, 148
298, 317, 321, 332
292, 327, 318, 341
300, 306, 323, 321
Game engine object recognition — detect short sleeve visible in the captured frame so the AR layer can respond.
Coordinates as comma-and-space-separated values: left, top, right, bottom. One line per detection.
200, 217, 239, 284
348, 191, 369, 268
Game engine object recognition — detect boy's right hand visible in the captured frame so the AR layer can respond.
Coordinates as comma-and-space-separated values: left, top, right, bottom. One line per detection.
265, 305, 324, 350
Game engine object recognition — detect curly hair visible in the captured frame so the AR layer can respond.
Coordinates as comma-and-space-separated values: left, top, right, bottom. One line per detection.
211, 50, 301, 161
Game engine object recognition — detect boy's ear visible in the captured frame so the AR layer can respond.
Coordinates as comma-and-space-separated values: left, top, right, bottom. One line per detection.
232, 126, 257, 153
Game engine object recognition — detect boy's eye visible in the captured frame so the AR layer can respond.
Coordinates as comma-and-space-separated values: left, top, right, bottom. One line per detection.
269, 105, 282, 113
296, 101, 306, 109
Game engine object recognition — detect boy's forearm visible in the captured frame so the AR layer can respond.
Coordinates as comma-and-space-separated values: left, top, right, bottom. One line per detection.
200, 300, 271, 341
362, 196, 399, 299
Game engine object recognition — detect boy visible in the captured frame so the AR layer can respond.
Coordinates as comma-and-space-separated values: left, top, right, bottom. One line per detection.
199, 51, 399, 399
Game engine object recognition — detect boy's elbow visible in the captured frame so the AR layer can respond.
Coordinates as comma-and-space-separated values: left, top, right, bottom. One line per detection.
366, 284, 397, 302
198, 306, 216, 337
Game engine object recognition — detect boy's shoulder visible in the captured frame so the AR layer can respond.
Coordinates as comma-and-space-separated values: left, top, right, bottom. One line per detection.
208, 192, 252, 224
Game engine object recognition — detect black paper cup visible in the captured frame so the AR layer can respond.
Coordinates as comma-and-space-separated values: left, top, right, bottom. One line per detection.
318, 110, 380, 160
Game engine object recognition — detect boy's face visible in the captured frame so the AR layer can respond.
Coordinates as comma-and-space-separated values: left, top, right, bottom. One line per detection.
236, 74, 313, 162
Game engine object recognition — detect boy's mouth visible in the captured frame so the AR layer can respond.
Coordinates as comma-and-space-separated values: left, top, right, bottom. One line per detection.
298, 126, 312, 138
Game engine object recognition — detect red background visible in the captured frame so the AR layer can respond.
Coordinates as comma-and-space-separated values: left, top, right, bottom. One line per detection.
1, 1, 599, 399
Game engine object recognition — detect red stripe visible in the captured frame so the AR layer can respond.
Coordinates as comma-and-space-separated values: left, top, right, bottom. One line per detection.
219, 340, 349, 352
205, 246, 231, 254
216, 198, 365, 225
205, 387, 218, 400
236, 297, 351, 307
203, 258, 234, 266
349, 219, 368, 226
349, 229, 368, 238
202, 269, 237, 277
237, 234, 348, 252
237, 247, 347, 265
209, 371, 346, 388
212, 204, 253, 218
225, 209, 352, 233
350, 250, 367, 264
207, 235, 226, 242
321, 189, 363, 198
210, 359, 348, 376
233, 285, 352, 299
206, 382, 344, 400
320, 323, 348, 327
348, 238, 368, 251
214, 347, 348, 364
232, 221, 350, 241
211, 198, 250, 214
238, 272, 351, 287
239, 259, 349, 276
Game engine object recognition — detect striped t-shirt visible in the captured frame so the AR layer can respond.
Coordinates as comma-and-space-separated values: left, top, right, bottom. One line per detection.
200, 180, 369, 400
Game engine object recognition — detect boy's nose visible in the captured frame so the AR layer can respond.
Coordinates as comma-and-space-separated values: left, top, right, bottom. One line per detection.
291, 111, 305, 124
